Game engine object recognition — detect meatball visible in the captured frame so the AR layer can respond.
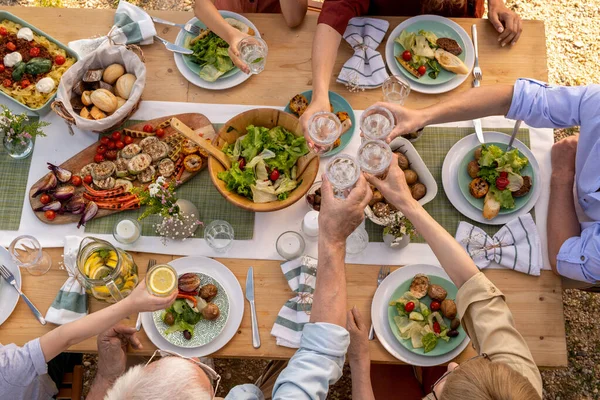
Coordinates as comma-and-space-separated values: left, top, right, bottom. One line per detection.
409, 274, 430, 299
178, 273, 200, 293
202, 303, 220, 320
440, 299, 457, 320
369, 189, 384, 206
512, 176, 532, 197
410, 183, 427, 200
396, 152, 410, 170
199, 284, 218, 301
372, 202, 391, 218
469, 178, 489, 199
467, 160, 480, 179
404, 169, 418, 185
427, 284, 448, 301
474, 147, 483, 161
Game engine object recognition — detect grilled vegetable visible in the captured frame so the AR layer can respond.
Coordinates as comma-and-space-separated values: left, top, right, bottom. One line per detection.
50, 185, 75, 201
34, 201, 61, 212
31, 172, 58, 197
77, 201, 98, 228
63, 195, 86, 214
47, 163, 73, 183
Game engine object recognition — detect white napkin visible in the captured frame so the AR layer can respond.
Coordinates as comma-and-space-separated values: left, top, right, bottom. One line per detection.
455, 213, 542, 276
336, 17, 390, 90
270, 256, 317, 348
45, 236, 88, 325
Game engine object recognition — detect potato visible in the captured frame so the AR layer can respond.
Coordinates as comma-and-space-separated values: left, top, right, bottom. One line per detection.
467, 160, 480, 179
372, 202, 391, 218
409, 274, 430, 299
404, 169, 418, 185
427, 284, 448, 301
474, 147, 483, 161
115, 73, 136, 100
441, 299, 457, 320
369, 190, 383, 206
411, 183, 427, 200
102, 63, 125, 85
396, 152, 410, 170
90, 89, 118, 113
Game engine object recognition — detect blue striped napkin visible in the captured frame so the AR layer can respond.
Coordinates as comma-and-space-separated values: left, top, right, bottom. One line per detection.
270, 256, 317, 348
336, 17, 390, 90
45, 236, 88, 325
455, 213, 542, 276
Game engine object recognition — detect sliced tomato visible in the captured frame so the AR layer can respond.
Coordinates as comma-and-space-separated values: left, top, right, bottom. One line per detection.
496, 176, 509, 190
6, 42, 16, 51
0, 65, 4, 73
2, 79, 12, 88
20, 79, 30, 88
29, 47, 40, 57
0, 27, 7, 36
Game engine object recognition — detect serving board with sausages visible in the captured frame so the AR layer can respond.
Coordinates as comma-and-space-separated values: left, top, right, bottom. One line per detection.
28, 113, 214, 225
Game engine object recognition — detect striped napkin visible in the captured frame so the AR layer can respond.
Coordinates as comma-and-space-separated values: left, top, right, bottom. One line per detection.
270, 256, 317, 348
45, 236, 88, 325
336, 17, 390, 90
455, 213, 542, 276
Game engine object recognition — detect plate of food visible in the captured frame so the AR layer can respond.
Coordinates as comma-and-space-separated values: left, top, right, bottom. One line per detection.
442, 131, 541, 225
284, 90, 355, 157
0, 11, 78, 113
372, 264, 470, 366
385, 15, 474, 94
174, 11, 260, 90
153, 272, 229, 348
388, 274, 466, 356
0, 246, 21, 327
141, 256, 244, 356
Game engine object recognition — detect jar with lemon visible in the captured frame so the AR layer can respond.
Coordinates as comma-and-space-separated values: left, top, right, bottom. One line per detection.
76, 237, 139, 303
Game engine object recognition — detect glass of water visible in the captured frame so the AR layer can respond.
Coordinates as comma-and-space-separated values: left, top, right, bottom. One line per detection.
307, 112, 342, 155
346, 226, 369, 255
326, 154, 361, 198
357, 140, 393, 177
360, 105, 395, 141
382, 75, 411, 105
237, 36, 268, 75
204, 220, 235, 253
9, 235, 52, 276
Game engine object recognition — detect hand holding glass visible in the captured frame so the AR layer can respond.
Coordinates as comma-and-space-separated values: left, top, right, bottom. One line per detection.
307, 112, 342, 154
360, 105, 395, 141
357, 140, 393, 177
237, 36, 268, 75
325, 154, 361, 198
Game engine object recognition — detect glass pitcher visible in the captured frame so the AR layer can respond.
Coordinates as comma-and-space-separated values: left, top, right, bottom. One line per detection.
75, 237, 139, 303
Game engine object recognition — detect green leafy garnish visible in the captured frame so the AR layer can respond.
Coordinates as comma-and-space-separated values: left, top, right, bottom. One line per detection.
188, 31, 235, 82
478, 145, 505, 167
497, 149, 529, 172
489, 186, 515, 209
251, 57, 264, 64
422, 332, 438, 353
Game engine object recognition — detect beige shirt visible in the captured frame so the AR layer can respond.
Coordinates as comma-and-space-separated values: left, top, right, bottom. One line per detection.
456, 272, 543, 398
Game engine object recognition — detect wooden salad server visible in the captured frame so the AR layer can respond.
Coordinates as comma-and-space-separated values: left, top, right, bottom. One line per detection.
170, 117, 232, 170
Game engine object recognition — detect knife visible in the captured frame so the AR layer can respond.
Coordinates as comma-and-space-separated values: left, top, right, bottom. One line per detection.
154, 35, 193, 55
506, 120, 522, 152
472, 79, 484, 144
245, 267, 261, 349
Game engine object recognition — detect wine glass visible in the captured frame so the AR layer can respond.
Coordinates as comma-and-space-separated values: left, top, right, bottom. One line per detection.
360, 105, 395, 141
9, 235, 52, 276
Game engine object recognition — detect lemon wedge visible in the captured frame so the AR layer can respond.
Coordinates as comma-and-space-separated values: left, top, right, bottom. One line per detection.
148, 266, 177, 296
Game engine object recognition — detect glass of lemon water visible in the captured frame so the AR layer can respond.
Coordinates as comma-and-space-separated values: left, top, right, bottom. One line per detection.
146, 264, 178, 297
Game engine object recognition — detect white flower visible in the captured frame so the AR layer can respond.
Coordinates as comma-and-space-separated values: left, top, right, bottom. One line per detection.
155, 176, 166, 186
148, 183, 160, 197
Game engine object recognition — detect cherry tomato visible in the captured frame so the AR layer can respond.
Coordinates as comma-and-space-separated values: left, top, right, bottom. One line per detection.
115, 140, 124, 150
6, 42, 16, 52
2, 79, 11, 88
402, 50, 412, 62
71, 175, 82, 187
270, 169, 280, 181
155, 128, 165, 138
54, 55, 66, 65
94, 154, 104, 163
106, 140, 116, 150
433, 321, 441, 334
238, 158, 246, 169
45, 210, 56, 220
20, 79, 30, 88
100, 136, 110, 145
40, 194, 51, 205
83, 175, 93, 184
0, 27, 7, 36
496, 176, 509, 190
417, 65, 427, 76
499, 171, 508, 178
123, 135, 134, 145
96, 145, 107, 154
404, 301, 415, 313
0, 64, 5, 73
430, 300, 441, 311
105, 150, 118, 160
111, 131, 122, 141
29, 47, 40, 57
142, 124, 154, 133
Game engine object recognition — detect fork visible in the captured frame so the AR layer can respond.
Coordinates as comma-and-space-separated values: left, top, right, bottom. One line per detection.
151, 16, 201, 36
471, 25, 482, 83
135, 259, 156, 331
369, 266, 390, 340
0, 264, 46, 325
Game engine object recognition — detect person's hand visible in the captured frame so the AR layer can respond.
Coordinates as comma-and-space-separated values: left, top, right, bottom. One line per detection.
551, 135, 578, 181
227, 29, 250, 74
488, 0, 523, 47
319, 174, 373, 245
365, 154, 415, 212
346, 306, 370, 366
125, 279, 177, 313
97, 324, 142, 382
371, 102, 426, 143
299, 95, 331, 151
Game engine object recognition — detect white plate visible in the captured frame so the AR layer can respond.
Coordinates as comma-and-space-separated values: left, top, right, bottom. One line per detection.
372, 264, 470, 366
174, 11, 261, 90
384, 15, 474, 94
141, 256, 244, 356
0, 246, 22, 326
441, 132, 541, 225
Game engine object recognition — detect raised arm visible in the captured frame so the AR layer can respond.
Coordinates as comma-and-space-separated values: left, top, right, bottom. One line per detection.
279, 0, 307, 28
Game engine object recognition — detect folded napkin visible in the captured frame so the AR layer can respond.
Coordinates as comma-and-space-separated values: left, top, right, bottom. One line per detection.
69, 0, 156, 58
336, 17, 390, 90
270, 256, 317, 348
455, 213, 542, 276
45, 236, 88, 325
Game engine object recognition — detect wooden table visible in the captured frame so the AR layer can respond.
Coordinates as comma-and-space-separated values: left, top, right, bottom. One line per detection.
0, 7, 565, 367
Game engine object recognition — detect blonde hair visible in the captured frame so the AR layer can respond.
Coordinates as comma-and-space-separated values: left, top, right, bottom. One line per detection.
421, 0, 467, 14
440, 358, 541, 400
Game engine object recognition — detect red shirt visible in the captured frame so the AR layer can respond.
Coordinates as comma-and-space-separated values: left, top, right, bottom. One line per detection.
214, 0, 282, 13
319, 0, 485, 35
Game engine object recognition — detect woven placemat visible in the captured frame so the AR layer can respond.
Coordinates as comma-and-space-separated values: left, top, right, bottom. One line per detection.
365, 127, 532, 243
84, 122, 255, 240
0, 118, 38, 231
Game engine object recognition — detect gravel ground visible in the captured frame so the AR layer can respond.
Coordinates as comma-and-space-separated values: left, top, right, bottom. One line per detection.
9, 0, 598, 398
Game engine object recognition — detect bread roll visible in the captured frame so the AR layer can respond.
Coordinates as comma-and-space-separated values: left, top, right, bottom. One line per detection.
483, 191, 500, 220
434, 49, 469, 75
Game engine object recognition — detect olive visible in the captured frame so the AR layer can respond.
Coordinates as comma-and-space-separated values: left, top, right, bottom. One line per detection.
451, 318, 461, 330
314, 204, 320, 211
183, 330, 192, 340
164, 312, 175, 326
314, 194, 321, 204
307, 194, 315, 204
447, 329, 459, 337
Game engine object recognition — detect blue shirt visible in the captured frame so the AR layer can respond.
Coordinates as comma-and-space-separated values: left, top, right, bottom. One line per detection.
507, 78, 600, 283
226, 323, 349, 400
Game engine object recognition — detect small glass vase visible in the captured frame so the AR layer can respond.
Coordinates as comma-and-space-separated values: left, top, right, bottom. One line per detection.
3, 135, 33, 159
383, 233, 411, 249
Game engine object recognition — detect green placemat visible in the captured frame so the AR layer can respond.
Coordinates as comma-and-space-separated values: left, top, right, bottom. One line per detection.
365, 127, 532, 243
0, 118, 38, 231
84, 122, 255, 240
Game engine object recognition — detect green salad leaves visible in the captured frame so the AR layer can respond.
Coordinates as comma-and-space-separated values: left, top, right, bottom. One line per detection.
163, 299, 203, 336
188, 31, 235, 82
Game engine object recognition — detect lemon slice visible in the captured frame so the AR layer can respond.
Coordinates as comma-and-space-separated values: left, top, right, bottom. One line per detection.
92, 266, 112, 280
148, 266, 177, 295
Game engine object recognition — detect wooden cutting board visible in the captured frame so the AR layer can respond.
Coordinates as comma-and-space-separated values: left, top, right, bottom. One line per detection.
28, 113, 214, 225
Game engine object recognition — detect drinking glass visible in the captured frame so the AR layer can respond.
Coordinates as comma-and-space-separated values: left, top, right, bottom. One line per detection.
360, 105, 395, 141
346, 226, 369, 254
9, 235, 52, 276
112, 218, 141, 245
325, 154, 361, 198
307, 112, 342, 154
237, 36, 268, 74
204, 220, 235, 253
357, 140, 393, 177
382, 75, 411, 105
276, 231, 305, 260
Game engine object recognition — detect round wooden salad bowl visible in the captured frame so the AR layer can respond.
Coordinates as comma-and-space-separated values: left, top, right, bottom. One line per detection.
208, 108, 319, 212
